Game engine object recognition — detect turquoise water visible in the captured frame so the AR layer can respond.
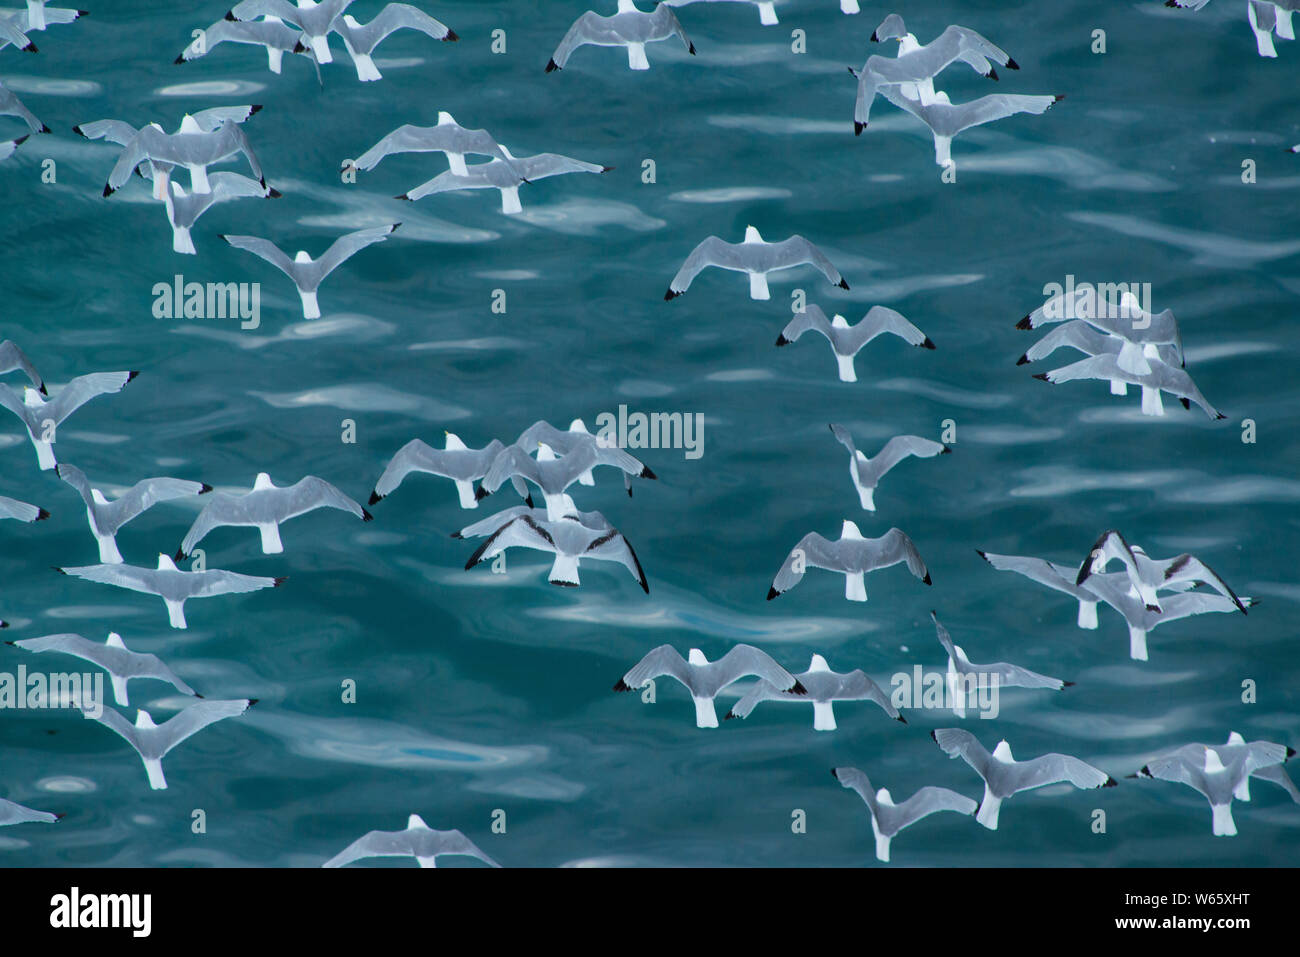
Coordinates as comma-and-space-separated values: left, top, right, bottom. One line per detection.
0, 0, 1298, 867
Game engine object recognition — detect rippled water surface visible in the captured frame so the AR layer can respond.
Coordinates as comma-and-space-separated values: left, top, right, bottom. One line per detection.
0, 0, 1297, 867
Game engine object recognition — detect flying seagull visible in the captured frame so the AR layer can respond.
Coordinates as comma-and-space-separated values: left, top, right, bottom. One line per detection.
2, 1, 84, 33
80, 698, 255, 789
8, 631, 198, 707
0, 13, 37, 50
777, 304, 933, 382
1126, 545, 1247, 614
480, 441, 605, 520
349, 112, 519, 177
930, 611, 1070, 718
831, 766, 976, 862
226, 0, 355, 63
462, 504, 649, 592
177, 472, 371, 558
1016, 319, 1183, 407
0, 370, 138, 470
614, 644, 806, 728
1133, 737, 1293, 836
547, 1, 694, 72
932, 728, 1115, 830
666, 226, 849, 301
163, 172, 279, 255
326, 4, 458, 82
768, 521, 930, 601
0, 796, 60, 826
57, 554, 284, 630
1033, 353, 1224, 419
176, 16, 311, 74
853, 21, 1016, 131
828, 424, 948, 510
871, 85, 1063, 168
978, 548, 1116, 630
371, 433, 507, 508
0, 339, 44, 393
103, 116, 266, 197
725, 653, 904, 730
1074, 529, 1162, 613
57, 462, 211, 564
219, 223, 399, 319
323, 815, 500, 868
515, 418, 656, 496
74, 106, 263, 200
1016, 289, 1184, 372
659, 0, 782, 27
397, 145, 610, 214
0, 80, 47, 134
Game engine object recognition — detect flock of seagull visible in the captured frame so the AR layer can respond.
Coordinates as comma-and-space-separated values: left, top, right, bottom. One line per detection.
0, 0, 1295, 868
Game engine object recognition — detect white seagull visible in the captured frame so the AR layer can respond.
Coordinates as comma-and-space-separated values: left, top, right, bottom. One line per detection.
80, 698, 256, 790
1133, 736, 1293, 836
349, 112, 518, 178
767, 521, 930, 601
725, 653, 904, 730
103, 116, 266, 197
666, 226, 849, 301
226, 0, 354, 63
57, 462, 211, 564
397, 146, 610, 214
931, 611, 1071, 718
0, 370, 138, 470
932, 728, 1116, 830
371, 433, 508, 508
873, 85, 1063, 168
546, 1, 694, 72
326, 4, 458, 81
323, 815, 500, 868
614, 643, 806, 728
462, 502, 649, 592
175, 16, 315, 75
163, 172, 279, 255
828, 424, 948, 510
515, 418, 656, 496
9, 631, 198, 707
219, 223, 399, 319
832, 766, 976, 862
777, 304, 933, 382
56, 555, 285, 630
177, 472, 371, 558
1033, 353, 1224, 419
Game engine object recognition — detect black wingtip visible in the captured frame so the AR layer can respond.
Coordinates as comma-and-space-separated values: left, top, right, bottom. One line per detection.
1006, 57, 1020, 70
1287, 747, 1296, 758
723, 711, 736, 720
940, 446, 952, 454
830, 768, 840, 779
545, 58, 558, 72
267, 187, 282, 198
790, 680, 808, 695
173, 548, 186, 562
854, 122, 864, 136
52, 567, 66, 575
54, 813, 65, 821
929, 729, 938, 742
36, 508, 49, 520
174, 54, 185, 64
1053, 94, 1065, 103
688, 42, 696, 54
870, 30, 879, 41
445, 29, 459, 41
664, 289, 679, 300
523, 494, 534, 509
896, 714, 908, 724
361, 509, 374, 522
273, 576, 287, 587
474, 484, 490, 501
640, 466, 657, 480
613, 679, 633, 692
766, 586, 780, 601
368, 490, 382, 505
774, 334, 789, 346
247, 698, 259, 707
921, 337, 936, 350
127, 370, 140, 382
975, 548, 988, 559
1016, 315, 1032, 330
225, 10, 237, 20
987, 67, 998, 81
395, 193, 412, 202
838, 279, 850, 290
922, 573, 932, 586
293, 39, 306, 53
102, 183, 113, 197
1016, 353, 1029, 365
38, 382, 47, 395
24, 41, 37, 52
1103, 776, 1118, 788
1062, 680, 1076, 688
1032, 372, 1049, 381
1178, 397, 1190, 409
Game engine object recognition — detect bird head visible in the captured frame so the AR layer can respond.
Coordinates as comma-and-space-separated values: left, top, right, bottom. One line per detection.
830, 314, 850, 329
253, 472, 275, 490
407, 814, 431, 830
444, 431, 467, 451
293, 251, 312, 263
840, 520, 863, 540
992, 740, 1014, 762
743, 225, 763, 244
687, 648, 708, 666
135, 710, 157, 729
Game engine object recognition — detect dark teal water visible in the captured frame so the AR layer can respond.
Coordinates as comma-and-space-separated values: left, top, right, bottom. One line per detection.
0, 0, 1297, 866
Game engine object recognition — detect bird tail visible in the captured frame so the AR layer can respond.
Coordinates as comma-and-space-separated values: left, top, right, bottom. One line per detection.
1211, 803, 1237, 837
144, 757, 168, 790
1128, 625, 1148, 661
976, 788, 1000, 830
812, 700, 837, 731
259, 522, 284, 554
548, 553, 581, 588
1077, 600, 1098, 630
693, 695, 719, 729
165, 599, 188, 630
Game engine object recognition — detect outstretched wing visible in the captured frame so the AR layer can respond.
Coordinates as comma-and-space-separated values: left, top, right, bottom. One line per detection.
316, 224, 399, 279
617, 644, 692, 691
776, 304, 834, 345
156, 698, 253, 757
47, 371, 136, 424
585, 528, 649, 593
221, 234, 297, 277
